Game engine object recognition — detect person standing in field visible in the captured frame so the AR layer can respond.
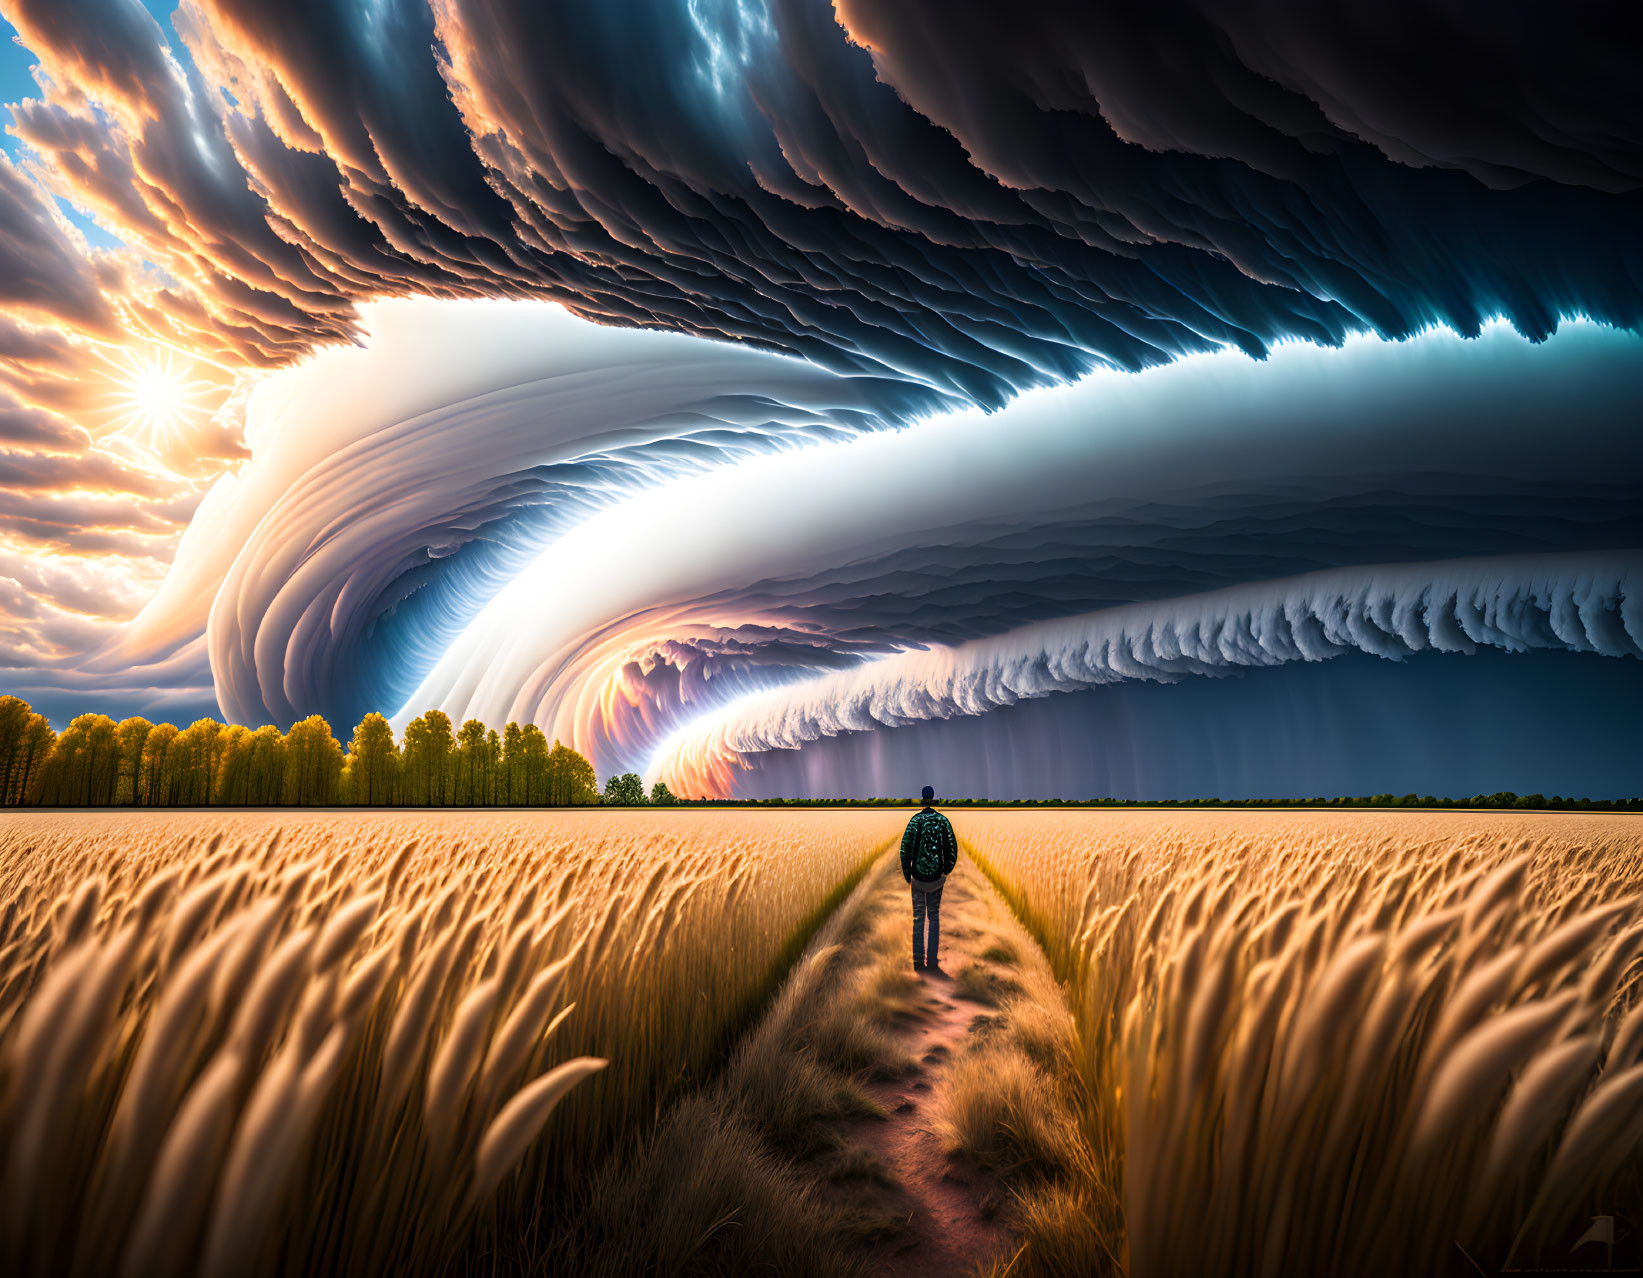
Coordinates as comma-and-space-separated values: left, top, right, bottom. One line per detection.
901, 785, 959, 972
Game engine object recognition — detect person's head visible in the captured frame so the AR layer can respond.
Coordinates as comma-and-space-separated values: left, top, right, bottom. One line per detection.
921, 785, 935, 804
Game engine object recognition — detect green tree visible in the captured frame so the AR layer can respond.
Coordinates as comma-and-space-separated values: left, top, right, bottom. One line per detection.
244, 725, 286, 803
502, 722, 526, 803
484, 729, 502, 804
649, 780, 676, 805
43, 714, 123, 805
346, 713, 399, 805
283, 715, 343, 805
547, 740, 599, 805
114, 717, 153, 804
603, 772, 646, 805
512, 722, 552, 801
138, 723, 179, 805
401, 710, 454, 805
453, 719, 488, 804
169, 719, 226, 804
2, 707, 55, 805
0, 696, 31, 800
214, 724, 288, 805
213, 725, 256, 804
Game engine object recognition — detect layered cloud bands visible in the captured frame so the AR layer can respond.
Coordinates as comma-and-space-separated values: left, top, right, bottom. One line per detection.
652, 553, 1642, 797
2, 3, 1639, 793
95, 307, 1639, 793
92, 300, 948, 729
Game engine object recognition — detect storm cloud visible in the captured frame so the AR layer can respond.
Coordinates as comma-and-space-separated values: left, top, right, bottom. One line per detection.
1, 0, 1639, 393
93, 308, 1642, 791
2, 2, 1639, 794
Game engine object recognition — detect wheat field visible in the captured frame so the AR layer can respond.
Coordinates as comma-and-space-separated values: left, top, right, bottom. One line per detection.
0, 809, 900, 1277
961, 811, 1643, 1275
5, 807, 1642, 1277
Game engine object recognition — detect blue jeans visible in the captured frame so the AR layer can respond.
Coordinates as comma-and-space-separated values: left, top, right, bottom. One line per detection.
911, 880, 944, 967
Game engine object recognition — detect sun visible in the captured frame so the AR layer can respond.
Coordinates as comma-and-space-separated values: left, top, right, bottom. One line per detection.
127, 361, 189, 430
98, 345, 219, 450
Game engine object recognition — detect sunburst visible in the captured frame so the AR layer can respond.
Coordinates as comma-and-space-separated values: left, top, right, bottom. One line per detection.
96, 345, 220, 451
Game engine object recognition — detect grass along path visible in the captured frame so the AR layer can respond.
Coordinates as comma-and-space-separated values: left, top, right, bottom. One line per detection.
564, 847, 1106, 1276
826, 858, 1025, 1275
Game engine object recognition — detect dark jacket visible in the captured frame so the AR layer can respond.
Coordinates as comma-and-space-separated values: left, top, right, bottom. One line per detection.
900, 808, 958, 882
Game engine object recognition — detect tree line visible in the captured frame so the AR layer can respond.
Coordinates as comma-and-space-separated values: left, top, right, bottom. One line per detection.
0, 696, 678, 808
3, 695, 1630, 811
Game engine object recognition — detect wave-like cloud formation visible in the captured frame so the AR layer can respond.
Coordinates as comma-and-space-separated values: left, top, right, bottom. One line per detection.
2, 0, 1639, 400
369, 316, 1639, 782
88, 299, 949, 728
71, 307, 1639, 794
650, 553, 1642, 796
2, 3, 1638, 799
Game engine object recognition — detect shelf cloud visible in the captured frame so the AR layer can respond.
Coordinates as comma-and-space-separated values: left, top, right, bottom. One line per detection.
650, 552, 1642, 797
74, 307, 1640, 793
2, 2, 1639, 794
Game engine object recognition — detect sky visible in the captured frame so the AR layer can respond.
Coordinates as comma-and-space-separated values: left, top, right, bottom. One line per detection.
0, 1, 1638, 798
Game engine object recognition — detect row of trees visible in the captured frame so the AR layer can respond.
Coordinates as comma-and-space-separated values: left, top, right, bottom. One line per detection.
601, 772, 675, 806
0, 696, 678, 808
6, 696, 1630, 810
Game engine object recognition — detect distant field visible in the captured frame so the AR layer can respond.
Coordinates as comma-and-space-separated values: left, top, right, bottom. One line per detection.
1, 809, 1640, 1276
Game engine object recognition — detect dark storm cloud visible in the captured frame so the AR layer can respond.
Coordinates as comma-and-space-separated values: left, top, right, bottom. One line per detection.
652, 552, 1643, 800
4, 0, 361, 365
3, 0, 1639, 403
170, 312, 1637, 780
833, 1, 1643, 194
733, 650, 1643, 801
2, 0, 176, 119
7, 0, 1642, 759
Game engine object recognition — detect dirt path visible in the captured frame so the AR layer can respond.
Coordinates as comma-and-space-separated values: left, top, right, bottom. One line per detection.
567, 841, 1099, 1277
823, 858, 1025, 1277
